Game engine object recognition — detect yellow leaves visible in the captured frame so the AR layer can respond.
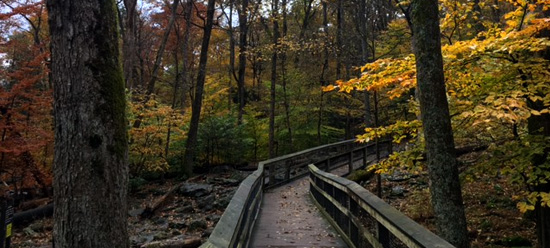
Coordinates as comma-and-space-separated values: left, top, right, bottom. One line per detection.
541, 192, 550, 207
127, 96, 186, 174
356, 120, 421, 144
517, 201, 535, 213
326, 56, 417, 98
517, 192, 550, 213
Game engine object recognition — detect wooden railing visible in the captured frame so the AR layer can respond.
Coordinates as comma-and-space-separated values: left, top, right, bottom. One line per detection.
308, 163, 455, 248
200, 139, 378, 248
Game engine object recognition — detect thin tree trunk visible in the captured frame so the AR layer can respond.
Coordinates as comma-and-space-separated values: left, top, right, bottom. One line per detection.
317, 1, 328, 145
47, 0, 129, 246
182, 0, 217, 175
410, 0, 469, 245
180, 0, 194, 110
237, 0, 249, 124
165, 51, 181, 157
281, 0, 292, 152
146, 0, 180, 95
269, 0, 280, 158
228, 0, 237, 111
336, 0, 342, 79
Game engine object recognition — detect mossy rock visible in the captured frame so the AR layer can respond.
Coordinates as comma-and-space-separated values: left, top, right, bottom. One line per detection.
347, 169, 375, 183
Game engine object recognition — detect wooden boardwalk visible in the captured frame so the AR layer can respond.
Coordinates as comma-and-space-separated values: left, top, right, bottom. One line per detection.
250, 151, 386, 248
249, 177, 347, 248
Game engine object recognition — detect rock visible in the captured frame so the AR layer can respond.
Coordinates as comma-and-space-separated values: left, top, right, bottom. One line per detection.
168, 221, 187, 229
178, 205, 194, 213
131, 233, 155, 246
207, 178, 240, 186
153, 217, 168, 225
213, 195, 232, 209
391, 186, 406, 196
28, 221, 45, 232
197, 194, 215, 211
206, 214, 221, 223
23, 227, 37, 236
153, 231, 171, 241
388, 171, 411, 182
187, 219, 208, 231
178, 183, 213, 197
129, 208, 145, 217
202, 228, 213, 238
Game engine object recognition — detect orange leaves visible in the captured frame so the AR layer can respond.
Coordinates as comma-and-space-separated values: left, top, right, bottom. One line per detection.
324, 56, 416, 99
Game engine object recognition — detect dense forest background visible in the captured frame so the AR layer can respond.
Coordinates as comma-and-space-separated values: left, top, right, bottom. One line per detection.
1, 0, 550, 246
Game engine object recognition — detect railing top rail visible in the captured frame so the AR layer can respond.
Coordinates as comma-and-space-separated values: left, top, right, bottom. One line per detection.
200, 164, 264, 248
309, 164, 455, 248
258, 139, 356, 166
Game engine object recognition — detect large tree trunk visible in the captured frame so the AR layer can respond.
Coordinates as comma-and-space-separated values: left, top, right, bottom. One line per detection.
182, 0, 217, 175
410, 0, 469, 246
47, 0, 129, 246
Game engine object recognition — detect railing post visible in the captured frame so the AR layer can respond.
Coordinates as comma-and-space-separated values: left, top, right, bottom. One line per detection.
268, 164, 275, 187
363, 146, 368, 168
284, 160, 291, 181
348, 150, 353, 174
377, 222, 390, 248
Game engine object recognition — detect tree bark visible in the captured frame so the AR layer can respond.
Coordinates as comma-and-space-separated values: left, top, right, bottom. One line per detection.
269, 0, 280, 158
237, 0, 249, 124
281, 0, 293, 152
527, 85, 550, 248
182, 0, 217, 175
123, 0, 138, 89
47, 0, 129, 246
410, 0, 469, 246
146, 0, 180, 95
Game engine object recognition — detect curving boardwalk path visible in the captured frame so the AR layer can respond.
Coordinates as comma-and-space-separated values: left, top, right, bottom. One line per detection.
250, 150, 387, 248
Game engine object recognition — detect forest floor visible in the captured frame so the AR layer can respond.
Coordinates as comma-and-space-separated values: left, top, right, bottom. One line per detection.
361, 150, 536, 248
11, 169, 250, 248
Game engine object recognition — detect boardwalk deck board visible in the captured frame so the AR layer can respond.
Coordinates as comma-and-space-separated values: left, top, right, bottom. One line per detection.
250, 177, 348, 248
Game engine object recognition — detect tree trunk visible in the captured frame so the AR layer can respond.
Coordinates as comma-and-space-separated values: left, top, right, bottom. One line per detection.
237, 0, 249, 124
317, 1, 328, 145
182, 0, 217, 175
123, 0, 138, 89
336, 0, 343, 79
281, 0, 293, 152
531, 12, 550, 247
269, 0, 280, 158
47, 0, 129, 246
527, 85, 550, 248
180, 0, 194, 110
228, 0, 237, 111
410, 0, 469, 246
146, 0, 180, 95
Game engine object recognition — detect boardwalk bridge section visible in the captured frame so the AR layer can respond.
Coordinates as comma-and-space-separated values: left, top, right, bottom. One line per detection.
200, 140, 455, 248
